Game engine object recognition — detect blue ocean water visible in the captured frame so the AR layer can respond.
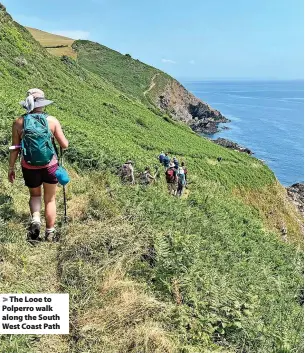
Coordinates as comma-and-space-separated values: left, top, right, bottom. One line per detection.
183, 80, 304, 186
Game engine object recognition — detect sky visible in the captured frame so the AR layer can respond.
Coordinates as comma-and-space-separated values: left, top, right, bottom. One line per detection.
5, 0, 304, 80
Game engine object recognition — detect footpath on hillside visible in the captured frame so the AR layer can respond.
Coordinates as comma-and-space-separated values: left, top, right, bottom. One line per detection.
143, 73, 160, 97
0, 241, 68, 353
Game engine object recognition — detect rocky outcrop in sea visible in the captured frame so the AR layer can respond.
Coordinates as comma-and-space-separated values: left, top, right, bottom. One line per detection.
211, 138, 253, 154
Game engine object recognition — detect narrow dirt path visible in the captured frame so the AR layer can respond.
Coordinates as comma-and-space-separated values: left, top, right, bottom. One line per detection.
0, 174, 69, 352
30, 243, 69, 353
144, 73, 159, 97
0, 240, 69, 353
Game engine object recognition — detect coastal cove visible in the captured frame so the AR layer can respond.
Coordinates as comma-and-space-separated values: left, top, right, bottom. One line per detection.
184, 80, 304, 186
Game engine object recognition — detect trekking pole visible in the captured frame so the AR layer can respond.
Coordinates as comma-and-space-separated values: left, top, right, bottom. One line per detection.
60, 147, 68, 224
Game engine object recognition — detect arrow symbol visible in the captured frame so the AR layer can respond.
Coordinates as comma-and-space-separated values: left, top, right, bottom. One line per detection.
3, 298, 8, 302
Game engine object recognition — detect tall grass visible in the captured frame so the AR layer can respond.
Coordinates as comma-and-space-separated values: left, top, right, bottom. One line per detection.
0, 7, 303, 352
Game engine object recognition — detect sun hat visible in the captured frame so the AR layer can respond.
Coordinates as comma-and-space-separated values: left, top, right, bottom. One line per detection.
20, 88, 53, 113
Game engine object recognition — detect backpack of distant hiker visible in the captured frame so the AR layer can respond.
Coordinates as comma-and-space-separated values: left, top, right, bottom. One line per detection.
163, 155, 170, 167
122, 164, 131, 176
165, 168, 175, 183
21, 113, 55, 166
178, 167, 185, 185
142, 171, 152, 184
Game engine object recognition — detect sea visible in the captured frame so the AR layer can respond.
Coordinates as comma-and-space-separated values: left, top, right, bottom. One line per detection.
183, 80, 304, 186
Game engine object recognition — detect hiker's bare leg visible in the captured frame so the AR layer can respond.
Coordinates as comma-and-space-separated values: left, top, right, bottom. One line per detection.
167, 184, 171, 195
173, 185, 177, 196
29, 186, 42, 222
43, 183, 57, 228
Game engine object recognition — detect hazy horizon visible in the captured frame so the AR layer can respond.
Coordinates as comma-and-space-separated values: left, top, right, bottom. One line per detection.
179, 77, 304, 82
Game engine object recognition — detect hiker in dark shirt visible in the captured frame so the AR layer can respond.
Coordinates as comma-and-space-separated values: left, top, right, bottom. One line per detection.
165, 162, 178, 195
173, 156, 179, 169
159, 151, 165, 164
163, 152, 170, 169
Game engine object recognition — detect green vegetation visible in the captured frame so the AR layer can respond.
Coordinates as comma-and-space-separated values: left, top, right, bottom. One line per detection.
0, 6, 303, 353
73, 39, 171, 105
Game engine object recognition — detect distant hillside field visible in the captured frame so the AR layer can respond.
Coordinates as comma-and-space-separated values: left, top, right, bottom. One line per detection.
0, 6, 303, 353
26, 27, 76, 58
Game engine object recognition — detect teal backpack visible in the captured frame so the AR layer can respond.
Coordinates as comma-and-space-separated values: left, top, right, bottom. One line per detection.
21, 113, 55, 166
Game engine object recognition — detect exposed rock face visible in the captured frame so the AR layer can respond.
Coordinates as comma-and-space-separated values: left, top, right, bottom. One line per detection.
286, 183, 304, 213
190, 118, 226, 134
211, 138, 253, 154
158, 80, 229, 134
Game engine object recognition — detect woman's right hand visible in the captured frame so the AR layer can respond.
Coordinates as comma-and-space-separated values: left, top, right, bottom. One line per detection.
8, 169, 15, 183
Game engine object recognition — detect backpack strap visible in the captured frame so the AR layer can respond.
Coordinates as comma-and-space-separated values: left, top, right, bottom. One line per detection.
21, 114, 29, 157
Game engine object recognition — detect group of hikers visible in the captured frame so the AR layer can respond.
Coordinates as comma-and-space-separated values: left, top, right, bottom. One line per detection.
159, 152, 188, 196
8, 88, 189, 243
120, 152, 188, 197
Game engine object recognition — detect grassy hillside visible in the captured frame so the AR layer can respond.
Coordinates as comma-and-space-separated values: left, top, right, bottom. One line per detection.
26, 29, 169, 106
27, 27, 227, 127
0, 6, 303, 353
73, 39, 170, 106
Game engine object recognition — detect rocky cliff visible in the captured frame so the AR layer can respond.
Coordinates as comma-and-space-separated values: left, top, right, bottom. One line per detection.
157, 79, 230, 134
286, 183, 304, 213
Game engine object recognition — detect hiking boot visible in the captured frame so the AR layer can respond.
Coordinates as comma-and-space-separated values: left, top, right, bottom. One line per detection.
45, 230, 56, 242
27, 221, 41, 241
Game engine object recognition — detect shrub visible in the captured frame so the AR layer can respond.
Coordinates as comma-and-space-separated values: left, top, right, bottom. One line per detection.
14, 56, 27, 67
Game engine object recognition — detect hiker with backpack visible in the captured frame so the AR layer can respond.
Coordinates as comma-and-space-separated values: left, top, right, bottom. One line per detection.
177, 166, 186, 197
165, 162, 178, 195
173, 156, 179, 169
181, 161, 188, 186
141, 166, 156, 185
8, 89, 69, 242
121, 160, 135, 184
162, 152, 171, 170
158, 151, 165, 164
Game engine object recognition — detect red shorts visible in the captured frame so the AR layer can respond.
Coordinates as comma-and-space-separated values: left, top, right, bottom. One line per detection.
22, 164, 59, 188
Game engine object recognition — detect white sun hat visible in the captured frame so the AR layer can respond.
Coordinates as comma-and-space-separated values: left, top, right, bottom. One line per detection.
20, 88, 53, 113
